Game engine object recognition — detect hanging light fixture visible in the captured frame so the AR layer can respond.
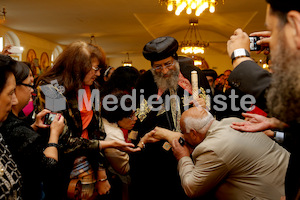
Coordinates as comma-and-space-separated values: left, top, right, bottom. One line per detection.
261, 55, 270, 71
191, 55, 210, 70
89, 35, 97, 45
160, 0, 224, 16
122, 53, 132, 67
180, 19, 209, 55
0, 8, 6, 22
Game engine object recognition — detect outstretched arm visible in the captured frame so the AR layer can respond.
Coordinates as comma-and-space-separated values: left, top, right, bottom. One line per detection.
136, 130, 160, 149
230, 113, 288, 132
152, 126, 183, 144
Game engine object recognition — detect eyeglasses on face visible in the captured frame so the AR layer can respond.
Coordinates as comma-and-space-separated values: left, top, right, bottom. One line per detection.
152, 60, 175, 71
19, 83, 34, 89
127, 112, 136, 120
92, 66, 100, 72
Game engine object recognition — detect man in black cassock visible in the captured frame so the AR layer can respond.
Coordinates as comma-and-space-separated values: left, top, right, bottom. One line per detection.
226, 0, 300, 198
130, 36, 210, 200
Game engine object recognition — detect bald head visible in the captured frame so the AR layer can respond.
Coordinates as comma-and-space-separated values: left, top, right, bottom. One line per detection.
180, 107, 214, 135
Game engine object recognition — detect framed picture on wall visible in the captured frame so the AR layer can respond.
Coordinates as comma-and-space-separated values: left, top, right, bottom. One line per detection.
26, 49, 37, 63
40, 52, 50, 73
26, 49, 40, 77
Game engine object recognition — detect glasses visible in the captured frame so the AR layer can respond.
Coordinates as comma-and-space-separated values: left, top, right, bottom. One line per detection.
152, 60, 175, 71
92, 66, 100, 72
19, 83, 34, 89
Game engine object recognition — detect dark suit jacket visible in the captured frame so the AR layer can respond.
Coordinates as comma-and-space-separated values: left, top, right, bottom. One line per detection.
227, 60, 271, 111
228, 60, 300, 200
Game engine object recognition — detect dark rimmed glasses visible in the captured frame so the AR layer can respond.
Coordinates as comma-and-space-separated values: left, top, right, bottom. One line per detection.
19, 83, 35, 89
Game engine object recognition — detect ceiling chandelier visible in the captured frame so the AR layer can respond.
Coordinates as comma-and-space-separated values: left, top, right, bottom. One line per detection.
122, 53, 132, 67
180, 19, 209, 55
192, 55, 210, 70
89, 35, 97, 45
160, 0, 223, 16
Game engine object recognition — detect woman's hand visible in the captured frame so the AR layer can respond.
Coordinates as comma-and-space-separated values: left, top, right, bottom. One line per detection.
100, 140, 140, 153
113, 140, 141, 153
1, 45, 12, 55
44, 114, 64, 161
153, 127, 183, 144
141, 130, 160, 144
31, 109, 52, 131
96, 180, 111, 195
50, 114, 65, 138
95, 170, 111, 195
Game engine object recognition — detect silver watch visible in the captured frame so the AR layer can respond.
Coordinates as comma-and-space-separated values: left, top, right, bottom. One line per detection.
231, 48, 250, 63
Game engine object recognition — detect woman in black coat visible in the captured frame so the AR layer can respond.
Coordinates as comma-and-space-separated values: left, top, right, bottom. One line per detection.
0, 61, 65, 199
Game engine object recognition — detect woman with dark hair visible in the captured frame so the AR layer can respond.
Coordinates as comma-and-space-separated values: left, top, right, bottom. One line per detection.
103, 66, 115, 82
19, 62, 35, 122
101, 66, 140, 96
0, 60, 65, 200
101, 91, 158, 200
96, 66, 115, 87
35, 41, 138, 199
0, 55, 22, 199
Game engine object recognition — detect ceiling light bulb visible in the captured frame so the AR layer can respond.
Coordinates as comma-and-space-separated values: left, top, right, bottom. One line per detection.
191, 2, 197, 9
195, 8, 201, 16
175, 9, 181, 16
194, 60, 202, 66
180, 2, 187, 9
186, 7, 192, 14
209, 5, 215, 13
203, 2, 209, 9
167, 3, 173, 11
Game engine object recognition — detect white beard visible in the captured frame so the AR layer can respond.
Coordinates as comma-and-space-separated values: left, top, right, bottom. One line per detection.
151, 61, 180, 92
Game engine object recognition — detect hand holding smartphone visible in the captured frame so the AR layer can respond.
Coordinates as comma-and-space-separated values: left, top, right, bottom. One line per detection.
249, 36, 261, 51
43, 113, 58, 125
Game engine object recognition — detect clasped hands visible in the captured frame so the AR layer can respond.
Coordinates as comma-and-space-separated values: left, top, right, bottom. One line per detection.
142, 127, 191, 160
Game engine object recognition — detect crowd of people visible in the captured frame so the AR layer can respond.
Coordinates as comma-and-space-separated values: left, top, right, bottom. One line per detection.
0, 0, 299, 199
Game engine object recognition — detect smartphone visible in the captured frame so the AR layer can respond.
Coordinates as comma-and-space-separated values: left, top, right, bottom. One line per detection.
249, 36, 261, 51
178, 137, 185, 146
44, 113, 57, 125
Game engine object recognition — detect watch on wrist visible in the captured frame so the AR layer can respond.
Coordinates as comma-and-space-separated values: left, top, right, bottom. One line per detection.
231, 48, 250, 64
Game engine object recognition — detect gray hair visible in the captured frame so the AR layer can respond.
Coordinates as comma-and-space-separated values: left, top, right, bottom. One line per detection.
183, 110, 214, 134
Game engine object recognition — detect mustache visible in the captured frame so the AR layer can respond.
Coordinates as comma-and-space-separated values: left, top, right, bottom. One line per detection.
151, 62, 180, 90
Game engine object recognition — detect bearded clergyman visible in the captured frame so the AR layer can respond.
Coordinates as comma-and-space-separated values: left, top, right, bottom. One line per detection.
129, 36, 210, 200
225, 0, 300, 198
